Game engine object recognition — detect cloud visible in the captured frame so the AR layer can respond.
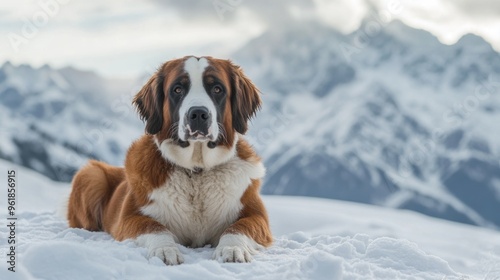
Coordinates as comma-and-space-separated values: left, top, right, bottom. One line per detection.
314, 0, 370, 33
451, 0, 500, 18
377, 0, 500, 49
1, 0, 499, 78
0, 0, 266, 77
151, 0, 315, 26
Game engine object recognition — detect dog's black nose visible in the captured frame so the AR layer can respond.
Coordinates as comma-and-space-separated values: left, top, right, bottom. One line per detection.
189, 106, 210, 122
187, 106, 211, 134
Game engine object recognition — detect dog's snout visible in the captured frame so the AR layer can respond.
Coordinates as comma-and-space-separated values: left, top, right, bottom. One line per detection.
189, 106, 210, 122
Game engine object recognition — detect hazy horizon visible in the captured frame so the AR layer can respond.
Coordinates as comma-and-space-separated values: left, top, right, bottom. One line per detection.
1, 0, 500, 78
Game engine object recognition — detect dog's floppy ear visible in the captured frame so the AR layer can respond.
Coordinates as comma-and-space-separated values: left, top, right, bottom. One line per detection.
230, 63, 262, 134
132, 71, 165, 135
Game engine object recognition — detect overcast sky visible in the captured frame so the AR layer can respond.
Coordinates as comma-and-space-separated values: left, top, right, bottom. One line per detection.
1, 0, 499, 78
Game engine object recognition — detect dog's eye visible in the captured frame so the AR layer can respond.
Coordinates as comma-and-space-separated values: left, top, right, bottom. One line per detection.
173, 86, 183, 95
212, 85, 223, 94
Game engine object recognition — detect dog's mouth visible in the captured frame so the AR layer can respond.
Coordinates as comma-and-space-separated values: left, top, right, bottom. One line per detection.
178, 125, 217, 148
187, 132, 213, 141
183, 125, 215, 142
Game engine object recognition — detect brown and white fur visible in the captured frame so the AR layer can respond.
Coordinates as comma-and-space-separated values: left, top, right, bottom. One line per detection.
67, 56, 272, 265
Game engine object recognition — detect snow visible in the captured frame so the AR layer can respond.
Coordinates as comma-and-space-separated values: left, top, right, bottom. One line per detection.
1, 159, 499, 279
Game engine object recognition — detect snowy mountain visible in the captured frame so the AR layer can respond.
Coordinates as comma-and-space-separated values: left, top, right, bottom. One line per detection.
0, 159, 499, 280
0, 62, 143, 182
233, 20, 500, 228
1, 19, 500, 229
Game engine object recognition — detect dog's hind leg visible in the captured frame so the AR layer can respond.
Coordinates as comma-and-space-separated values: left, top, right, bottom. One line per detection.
67, 160, 124, 231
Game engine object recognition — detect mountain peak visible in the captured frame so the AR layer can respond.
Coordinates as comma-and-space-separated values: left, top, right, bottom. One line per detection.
39, 64, 52, 71
454, 33, 493, 52
381, 19, 442, 49
2, 61, 13, 68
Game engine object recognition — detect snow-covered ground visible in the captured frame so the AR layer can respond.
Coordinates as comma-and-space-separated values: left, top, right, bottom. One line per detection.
1, 159, 499, 280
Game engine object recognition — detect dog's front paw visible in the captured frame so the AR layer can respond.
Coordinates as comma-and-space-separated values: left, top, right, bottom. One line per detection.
214, 245, 253, 263
136, 232, 184, 265
214, 233, 263, 263
149, 245, 184, 265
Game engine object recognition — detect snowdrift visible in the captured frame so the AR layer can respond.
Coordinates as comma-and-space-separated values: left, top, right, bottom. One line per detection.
0, 160, 499, 279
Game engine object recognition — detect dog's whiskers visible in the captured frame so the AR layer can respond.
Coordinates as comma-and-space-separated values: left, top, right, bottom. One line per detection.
217, 123, 228, 143
167, 122, 179, 138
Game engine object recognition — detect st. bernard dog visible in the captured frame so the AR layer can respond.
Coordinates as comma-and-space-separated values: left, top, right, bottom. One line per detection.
67, 56, 272, 265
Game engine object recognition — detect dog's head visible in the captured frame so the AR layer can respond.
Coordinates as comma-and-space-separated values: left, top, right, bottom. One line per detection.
133, 56, 261, 150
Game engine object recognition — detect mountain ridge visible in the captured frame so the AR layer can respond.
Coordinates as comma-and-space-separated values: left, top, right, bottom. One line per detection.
233, 19, 500, 228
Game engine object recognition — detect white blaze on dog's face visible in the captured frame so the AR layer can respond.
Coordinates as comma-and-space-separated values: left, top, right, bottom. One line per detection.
132, 56, 262, 160
178, 57, 218, 143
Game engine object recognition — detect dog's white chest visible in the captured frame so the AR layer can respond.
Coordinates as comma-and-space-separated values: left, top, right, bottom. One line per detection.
140, 157, 265, 247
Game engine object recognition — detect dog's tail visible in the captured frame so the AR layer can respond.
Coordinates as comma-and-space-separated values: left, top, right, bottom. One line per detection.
67, 160, 125, 231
